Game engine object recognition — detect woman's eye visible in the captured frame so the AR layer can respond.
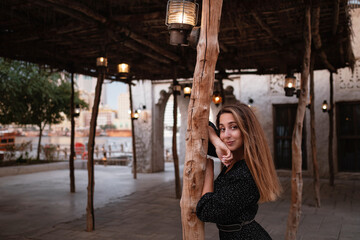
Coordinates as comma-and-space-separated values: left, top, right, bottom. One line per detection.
231, 125, 238, 130
219, 128, 225, 132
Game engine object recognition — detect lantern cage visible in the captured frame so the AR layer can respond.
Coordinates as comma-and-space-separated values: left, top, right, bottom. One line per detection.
96, 57, 108, 67
165, 0, 199, 46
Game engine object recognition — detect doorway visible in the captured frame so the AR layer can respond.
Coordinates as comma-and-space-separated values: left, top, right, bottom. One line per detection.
273, 104, 307, 170
336, 101, 360, 172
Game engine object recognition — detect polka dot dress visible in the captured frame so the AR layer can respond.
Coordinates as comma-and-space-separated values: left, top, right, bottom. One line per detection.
196, 160, 272, 240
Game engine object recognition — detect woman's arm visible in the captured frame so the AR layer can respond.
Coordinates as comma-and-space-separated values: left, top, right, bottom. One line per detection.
208, 126, 233, 166
201, 158, 214, 196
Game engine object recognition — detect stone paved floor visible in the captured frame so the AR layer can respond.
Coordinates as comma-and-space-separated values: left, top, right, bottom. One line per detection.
0, 163, 359, 240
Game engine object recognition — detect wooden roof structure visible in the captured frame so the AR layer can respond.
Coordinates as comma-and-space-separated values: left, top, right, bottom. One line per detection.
0, 0, 355, 81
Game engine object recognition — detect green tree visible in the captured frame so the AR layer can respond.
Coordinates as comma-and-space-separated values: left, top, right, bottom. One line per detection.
0, 58, 87, 160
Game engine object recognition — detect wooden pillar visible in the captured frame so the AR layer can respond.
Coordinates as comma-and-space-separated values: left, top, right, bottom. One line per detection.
173, 79, 181, 199
129, 82, 137, 179
309, 54, 321, 207
219, 78, 225, 105
86, 66, 105, 231
285, 2, 311, 239
70, 71, 76, 193
328, 72, 335, 186
180, 0, 223, 239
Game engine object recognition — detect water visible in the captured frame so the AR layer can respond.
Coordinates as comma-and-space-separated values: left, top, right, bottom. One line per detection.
16, 136, 133, 152
13, 135, 176, 160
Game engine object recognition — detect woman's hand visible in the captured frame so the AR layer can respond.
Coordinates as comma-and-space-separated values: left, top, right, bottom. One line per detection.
208, 126, 233, 167
215, 140, 233, 167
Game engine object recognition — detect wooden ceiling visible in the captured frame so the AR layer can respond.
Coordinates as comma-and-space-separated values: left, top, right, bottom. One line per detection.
0, 0, 355, 81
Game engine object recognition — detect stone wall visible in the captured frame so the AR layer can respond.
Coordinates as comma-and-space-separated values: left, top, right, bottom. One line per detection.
131, 9, 360, 176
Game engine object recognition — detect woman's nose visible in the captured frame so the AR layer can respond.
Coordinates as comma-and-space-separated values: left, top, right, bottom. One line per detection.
224, 129, 231, 138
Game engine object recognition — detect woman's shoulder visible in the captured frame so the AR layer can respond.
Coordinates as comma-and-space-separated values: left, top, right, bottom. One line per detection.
227, 160, 252, 180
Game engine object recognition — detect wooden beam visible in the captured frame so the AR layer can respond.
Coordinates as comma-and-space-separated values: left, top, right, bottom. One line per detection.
250, 11, 283, 46
285, 2, 311, 239
112, 11, 165, 23
116, 26, 180, 62
328, 72, 335, 186
128, 82, 137, 179
180, 0, 223, 239
40, 0, 180, 63
309, 53, 321, 208
172, 78, 181, 199
69, 71, 76, 193
332, 0, 340, 35
311, 2, 336, 72
86, 66, 106, 231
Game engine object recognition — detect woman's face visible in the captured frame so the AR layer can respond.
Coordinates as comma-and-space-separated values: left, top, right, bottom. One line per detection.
219, 113, 243, 152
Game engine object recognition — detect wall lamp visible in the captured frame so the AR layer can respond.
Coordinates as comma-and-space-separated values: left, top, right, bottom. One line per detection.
131, 110, 139, 120
212, 91, 222, 107
247, 98, 254, 107
137, 104, 146, 113
284, 73, 300, 98
74, 104, 80, 118
165, 0, 199, 46
322, 100, 328, 112
183, 84, 192, 98
96, 57, 108, 68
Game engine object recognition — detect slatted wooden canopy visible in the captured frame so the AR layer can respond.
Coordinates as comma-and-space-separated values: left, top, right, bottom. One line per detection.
0, 0, 355, 81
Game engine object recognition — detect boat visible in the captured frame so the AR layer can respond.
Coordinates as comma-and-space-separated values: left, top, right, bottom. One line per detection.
0, 131, 16, 151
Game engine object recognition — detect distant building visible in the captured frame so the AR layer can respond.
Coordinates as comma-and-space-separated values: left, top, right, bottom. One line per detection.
116, 90, 131, 130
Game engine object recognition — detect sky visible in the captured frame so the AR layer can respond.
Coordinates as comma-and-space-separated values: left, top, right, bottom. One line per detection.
105, 81, 127, 110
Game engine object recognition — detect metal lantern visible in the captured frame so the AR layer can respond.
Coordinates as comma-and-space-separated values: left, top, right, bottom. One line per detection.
183, 85, 191, 98
96, 57, 108, 67
212, 91, 222, 107
173, 80, 181, 95
118, 63, 130, 79
74, 104, 80, 118
284, 73, 296, 97
322, 100, 328, 112
132, 110, 139, 120
165, 0, 199, 46
248, 98, 254, 107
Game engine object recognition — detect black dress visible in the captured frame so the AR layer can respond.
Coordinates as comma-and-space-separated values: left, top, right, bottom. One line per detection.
196, 160, 272, 240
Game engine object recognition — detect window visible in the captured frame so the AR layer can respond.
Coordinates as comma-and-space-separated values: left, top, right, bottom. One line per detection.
337, 101, 360, 172
349, 0, 360, 9
273, 104, 307, 170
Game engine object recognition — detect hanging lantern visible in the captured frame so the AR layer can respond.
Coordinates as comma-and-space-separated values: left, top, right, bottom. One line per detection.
118, 63, 130, 79
96, 57, 108, 67
165, 0, 199, 46
183, 85, 191, 98
322, 100, 328, 112
284, 73, 296, 97
173, 80, 181, 95
74, 104, 80, 118
131, 110, 139, 120
212, 91, 222, 107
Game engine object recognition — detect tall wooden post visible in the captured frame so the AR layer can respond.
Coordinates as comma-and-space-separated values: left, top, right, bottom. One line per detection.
180, 0, 223, 239
172, 79, 181, 199
285, 2, 311, 239
309, 54, 321, 207
129, 82, 137, 179
70, 71, 76, 193
86, 66, 105, 231
328, 72, 335, 186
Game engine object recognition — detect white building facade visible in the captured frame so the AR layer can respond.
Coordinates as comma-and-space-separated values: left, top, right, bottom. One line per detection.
129, 9, 360, 177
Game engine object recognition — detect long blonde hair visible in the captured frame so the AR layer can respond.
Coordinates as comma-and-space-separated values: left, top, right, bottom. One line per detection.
216, 103, 282, 202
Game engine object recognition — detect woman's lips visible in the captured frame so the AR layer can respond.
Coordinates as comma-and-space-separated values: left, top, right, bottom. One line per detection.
226, 141, 234, 146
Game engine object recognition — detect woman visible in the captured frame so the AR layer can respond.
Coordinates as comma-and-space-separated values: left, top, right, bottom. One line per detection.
196, 103, 282, 239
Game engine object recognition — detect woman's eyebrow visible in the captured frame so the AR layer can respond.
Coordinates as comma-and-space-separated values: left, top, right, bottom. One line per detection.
219, 121, 237, 125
